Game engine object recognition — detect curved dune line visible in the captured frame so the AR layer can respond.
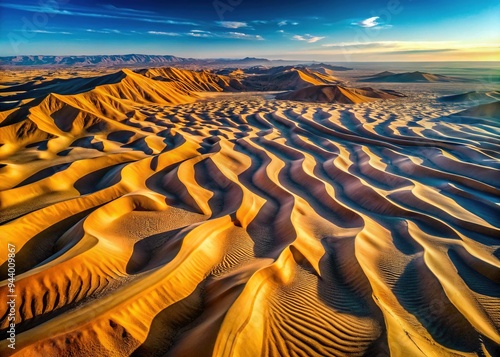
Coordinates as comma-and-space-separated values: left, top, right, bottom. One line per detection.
209, 140, 267, 227
215, 245, 382, 357
407, 222, 500, 344
0, 87, 499, 356
352, 218, 473, 357
321, 147, 494, 246
213, 247, 296, 357
175, 155, 215, 216
0, 153, 138, 209
0, 216, 237, 355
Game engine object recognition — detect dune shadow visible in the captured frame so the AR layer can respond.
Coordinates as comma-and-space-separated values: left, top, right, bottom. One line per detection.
130, 283, 205, 357
126, 226, 186, 275
15, 162, 72, 188
448, 248, 500, 298
0, 208, 93, 280
73, 162, 126, 195
392, 258, 480, 351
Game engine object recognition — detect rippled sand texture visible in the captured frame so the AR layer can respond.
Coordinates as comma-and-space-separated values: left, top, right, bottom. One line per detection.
1, 97, 499, 357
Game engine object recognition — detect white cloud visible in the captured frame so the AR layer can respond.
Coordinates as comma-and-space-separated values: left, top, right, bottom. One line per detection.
188, 30, 213, 38
187, 30, 263, 40
0, 3, 199, 26
86, 29, 111, 34
32, 30, 71, 34
352, 16, 380, 28
278, 20, 299, 27
100, 4, 155, 15
321, 40, 456, 50
292, 34, 325, 43
350, 16, 392, 29
281, 40, 499, 61
226, 32, 264, 40
216, 21, 249, 29
148, 31, 182, 36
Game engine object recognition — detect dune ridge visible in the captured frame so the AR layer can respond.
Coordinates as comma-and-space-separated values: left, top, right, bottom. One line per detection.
242, 67, 339, 90
363, 71, 468, 83
438, 91, 500, 103
0, 68, 499, 357
275, 84, 405, 104
137, 67, 245, 92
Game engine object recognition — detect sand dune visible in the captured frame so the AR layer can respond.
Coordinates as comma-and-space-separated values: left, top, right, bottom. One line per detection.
306, 63, 353, 72
137, 67, 245, 92
0, 69, 195, 159
371, 71, 397, 77
438, 91, 500, 103
454, 101, 500, 118
0, 66, 339, 104
363, 71, 467, 83
242, 67, 339, 90
276, 84, 405, 103
0, 68, 499, 357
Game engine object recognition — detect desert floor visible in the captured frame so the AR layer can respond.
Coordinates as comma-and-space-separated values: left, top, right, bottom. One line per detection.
0, 69, 499, 356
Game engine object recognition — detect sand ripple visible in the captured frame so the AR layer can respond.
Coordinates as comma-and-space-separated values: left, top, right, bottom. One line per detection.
0, 96, 499, 356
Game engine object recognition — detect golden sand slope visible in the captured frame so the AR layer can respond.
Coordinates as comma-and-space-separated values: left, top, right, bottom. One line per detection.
437, 91, 500, 103
276, 84, 405, 104
363, 71, 466, 83
0, 87, 499, 357
137, 67, 245, 92
0, 69, 196, 159
243, 67, 339, 91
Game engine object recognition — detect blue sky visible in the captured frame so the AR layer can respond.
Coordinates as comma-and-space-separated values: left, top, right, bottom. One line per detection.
0, 0, 498, 61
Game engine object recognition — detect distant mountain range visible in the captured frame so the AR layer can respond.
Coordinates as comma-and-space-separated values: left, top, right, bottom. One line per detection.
0, 54, 188, 66
0, 54, 352, 70
361, 71, 469, 83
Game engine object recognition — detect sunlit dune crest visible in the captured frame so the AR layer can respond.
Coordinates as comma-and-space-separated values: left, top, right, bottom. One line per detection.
0, 66, 499, 357
363, 71, 471, 83
276, 84, 406, 103
437, 91, 500, 103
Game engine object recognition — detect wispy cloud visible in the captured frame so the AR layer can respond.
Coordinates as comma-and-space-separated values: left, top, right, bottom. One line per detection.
147, 31, 182, 36
226, 32, 264, 40
277, 20, 299, 27
139, 18, 198, 25
86, 29, 111, 34
188, 30, 213, 38
100, 4, 155, 15
352, 16, 380, 28
288, 40, 499, 61
292, 34, 325, 43
31, 30, 72, 35
0, 3, 198, 26
86, 28, 122, 34
187, 30, 263, 40
351, 16, 392, 29
216, 21, 249, 29
321, 40, 456, 50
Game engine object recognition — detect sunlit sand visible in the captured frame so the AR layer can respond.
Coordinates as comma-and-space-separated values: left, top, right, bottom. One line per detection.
0, 66, 499, 356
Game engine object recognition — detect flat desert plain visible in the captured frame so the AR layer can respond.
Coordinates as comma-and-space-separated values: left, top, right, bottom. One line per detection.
0, 65, 499, 356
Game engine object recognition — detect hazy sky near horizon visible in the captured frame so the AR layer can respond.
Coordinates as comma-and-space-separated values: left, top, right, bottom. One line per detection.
0, 0, 498, 61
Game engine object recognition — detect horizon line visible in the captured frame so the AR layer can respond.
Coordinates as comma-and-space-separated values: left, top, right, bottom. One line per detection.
1, 54, 499, 63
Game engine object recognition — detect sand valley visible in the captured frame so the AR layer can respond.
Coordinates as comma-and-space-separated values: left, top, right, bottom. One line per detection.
0, 61, 499, 356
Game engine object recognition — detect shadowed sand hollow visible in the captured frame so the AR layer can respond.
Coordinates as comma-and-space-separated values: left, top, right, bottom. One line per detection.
0, 69, 499, 357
